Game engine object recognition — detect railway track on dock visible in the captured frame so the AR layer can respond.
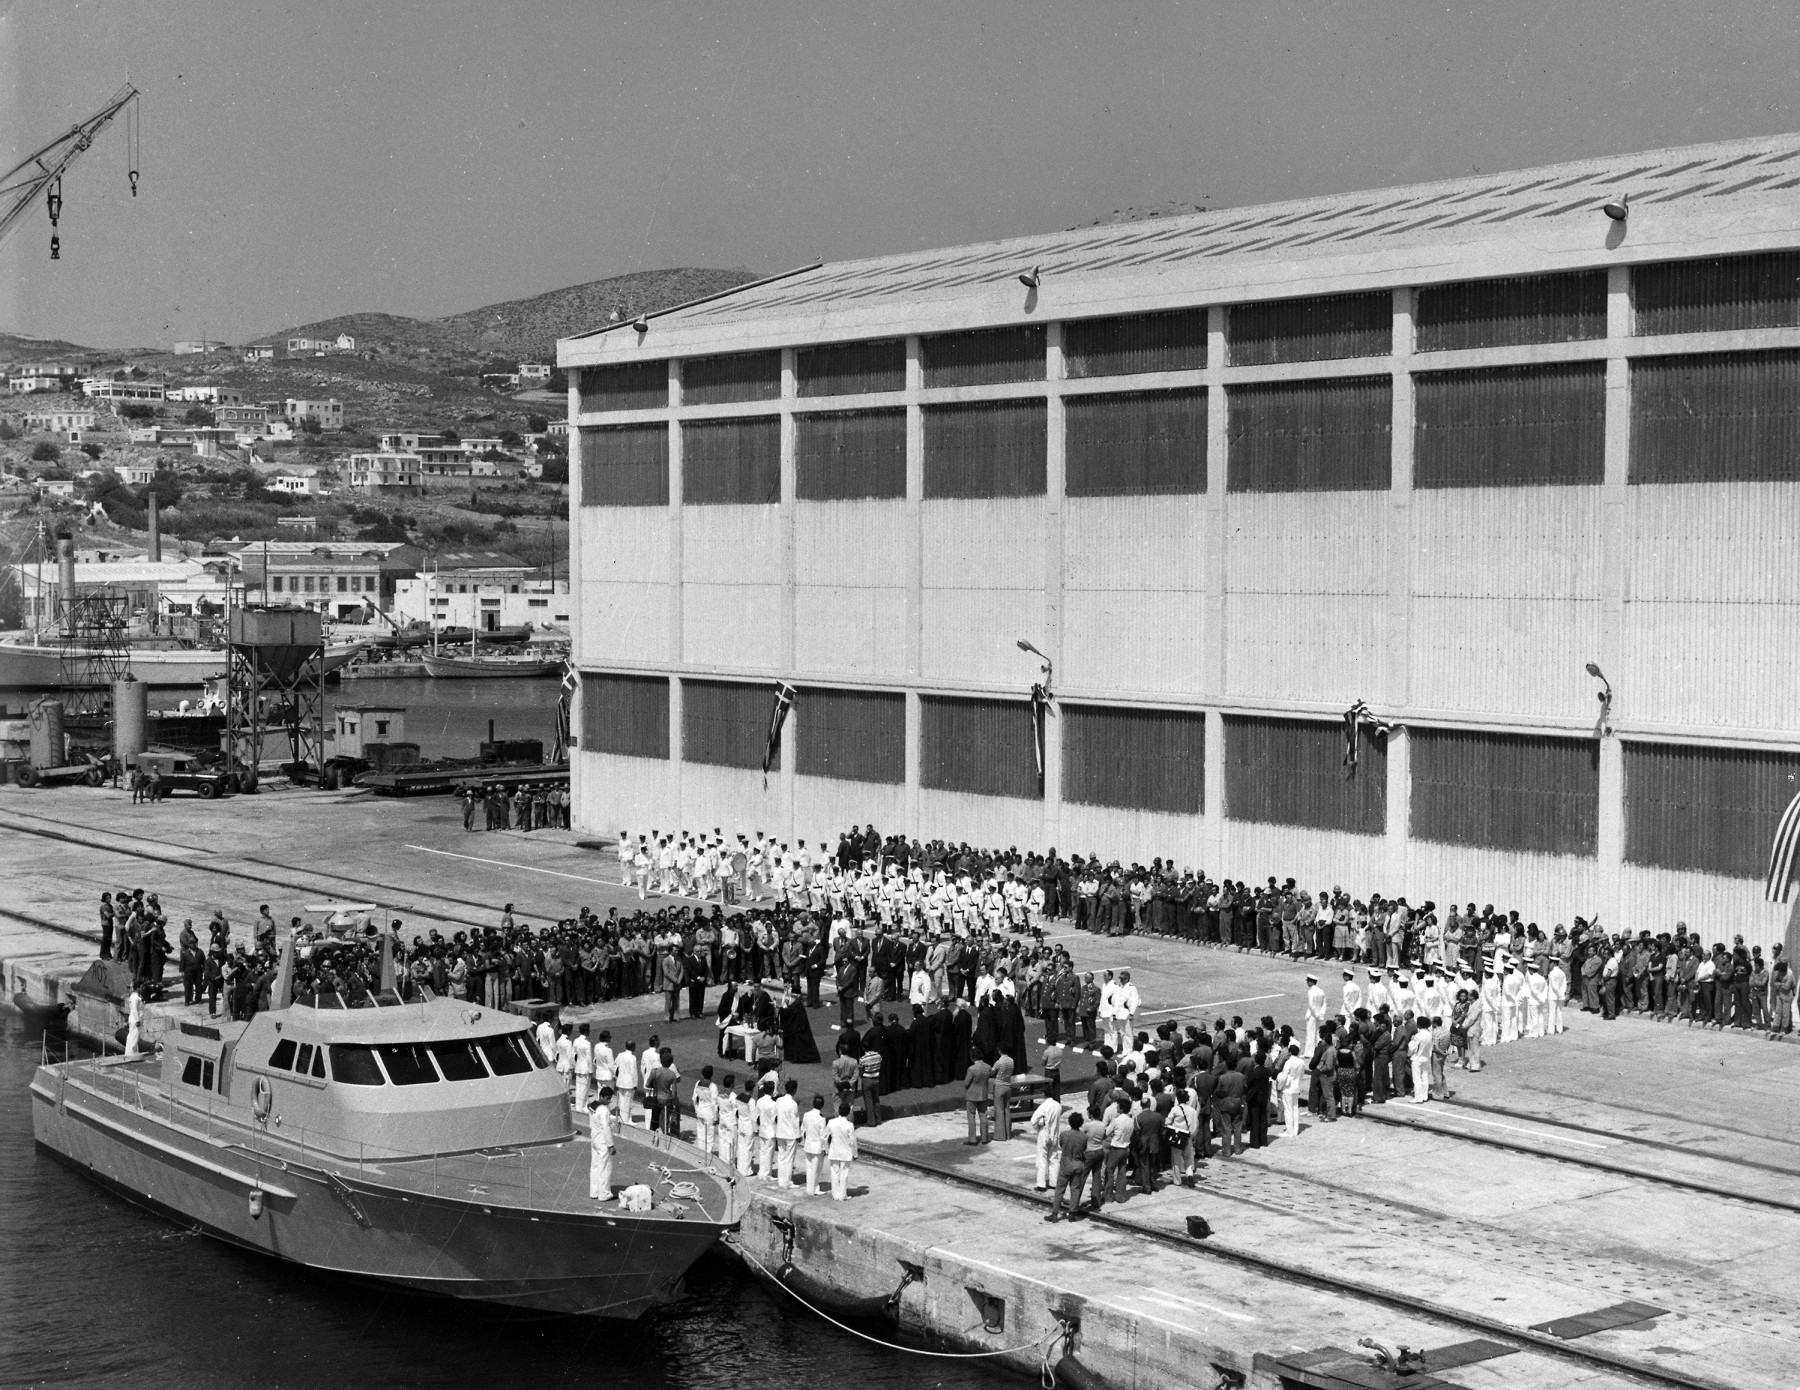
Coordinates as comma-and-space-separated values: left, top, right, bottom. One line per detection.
855, 1142, 1757, 1390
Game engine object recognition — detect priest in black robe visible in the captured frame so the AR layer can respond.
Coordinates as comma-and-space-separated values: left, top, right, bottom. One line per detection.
929, 1004, 956, 1084
907, 1004, 934, 1089
972, 999, 1000, 1064
950, 999, 974, 1075
879, 1011, 906, 1093
778, 989, 821, 1064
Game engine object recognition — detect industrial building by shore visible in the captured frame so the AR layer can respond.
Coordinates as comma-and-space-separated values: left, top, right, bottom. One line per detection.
559, 129, 1800, 957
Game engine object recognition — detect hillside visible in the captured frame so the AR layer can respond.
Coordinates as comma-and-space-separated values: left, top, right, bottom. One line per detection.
267, 266, 759, 365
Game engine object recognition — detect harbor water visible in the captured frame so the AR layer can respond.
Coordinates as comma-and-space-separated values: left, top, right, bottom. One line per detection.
0, 1015, 1005, 1390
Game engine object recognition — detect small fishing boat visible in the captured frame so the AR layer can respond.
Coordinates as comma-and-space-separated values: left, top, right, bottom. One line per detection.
419, 652, 561, 679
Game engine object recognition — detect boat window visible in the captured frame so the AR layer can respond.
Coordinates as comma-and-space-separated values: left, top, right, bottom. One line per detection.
295, 1043, 315, 1074
521, 1031, 550, 1069
267, 1038, 297, 1070
374, 989, 404, 1007
477, 1033, 536, 1076
310, 1048, 326, 1079
429, 1040, 490, 1082
180, 1055, 215, 1090
375, 1043, 439, 1085
328, 1044, 386, 1086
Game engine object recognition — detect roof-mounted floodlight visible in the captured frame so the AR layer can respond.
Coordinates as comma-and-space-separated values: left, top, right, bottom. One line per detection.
631, 315, 649, 333
1018, 265, 1041, 289
1602, 193, 1629, 222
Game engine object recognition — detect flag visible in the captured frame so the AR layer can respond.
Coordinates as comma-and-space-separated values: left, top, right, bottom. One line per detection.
552, 660, 576, 762
1343, 700, 1395, 779
762, 682, 797, 790
1029, 682, 1052, 791
1766, 789, 1800, 903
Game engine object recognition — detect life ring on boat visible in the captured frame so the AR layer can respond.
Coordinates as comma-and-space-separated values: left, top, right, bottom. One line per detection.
252, 1076, 273, 1122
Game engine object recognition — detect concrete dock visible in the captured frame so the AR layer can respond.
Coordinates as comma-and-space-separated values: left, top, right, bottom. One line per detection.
5, 783, 1799, 1390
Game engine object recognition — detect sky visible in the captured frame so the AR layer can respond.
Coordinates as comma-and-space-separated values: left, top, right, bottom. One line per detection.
4, 0, 1800, 349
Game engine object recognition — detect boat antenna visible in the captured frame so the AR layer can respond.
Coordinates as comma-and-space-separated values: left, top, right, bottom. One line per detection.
378, 931, 395, 995
272, 936, 296, 1009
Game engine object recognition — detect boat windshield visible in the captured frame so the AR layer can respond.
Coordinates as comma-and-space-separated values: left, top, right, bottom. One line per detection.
328, 1043, 385, 1086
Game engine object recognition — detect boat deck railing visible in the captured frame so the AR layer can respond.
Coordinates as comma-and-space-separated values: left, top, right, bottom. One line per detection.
40, 1040, 737, 1222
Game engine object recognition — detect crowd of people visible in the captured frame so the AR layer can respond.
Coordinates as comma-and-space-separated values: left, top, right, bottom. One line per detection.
460, 782, 571, 832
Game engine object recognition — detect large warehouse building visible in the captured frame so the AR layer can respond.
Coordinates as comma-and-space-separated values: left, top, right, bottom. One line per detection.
559, 132, 1800, 951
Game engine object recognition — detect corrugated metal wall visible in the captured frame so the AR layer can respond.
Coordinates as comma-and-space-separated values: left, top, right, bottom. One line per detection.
1061, 494, 1205, 695
1410, 487, 1605, 717
795, 773, 908, 850
1621, 861, 1790, 952
1226, 820, 1389, 895
1064, 388, 1207, 496
920, 695, 1041, 800
681, 506, 783, 669
1634, 251, 1800, 335
918, 788, 1045, 854
576, 509, 673, 665
1630, 350, 1800, 484
1224, 715, 1386, 835
683, 349, 781, 405
795, 687, 906, 784
1062, 704, 1204, 813
921, 498, 1046, 686
1414, 362, 1606, 487
797, 339, 906, 397
1223, 491, 1388, 705
579, 360, 667, 412
1225, 377, 1392, 492
682, 678, 771, 769
682, 417, 780, 505
681, 761, 779, 841
575, 750, 676, 837
921, 324, 1046, 388
1064, 308, 1208, 378
1414, 271, 1607, 352
922, 400, 1047, 498
580, 425, 669, 506
795, 500, 912, 677
1061, 802, 1206, 869
1411, 729, 1597, 857
580, 673, 670, 758
1227, 292, 1391, 366
1624, 742, 1800, 879
1406, 838, 1597, 931
1621, 482, 1800, 733
795, 408, 907, 500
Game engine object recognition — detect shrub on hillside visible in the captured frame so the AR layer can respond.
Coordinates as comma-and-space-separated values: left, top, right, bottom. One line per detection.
80, 443, 103, 460
30, 442, 60, 462
0, 421, 17, 440
184, 406, 216, 426
119, 403, 155, 421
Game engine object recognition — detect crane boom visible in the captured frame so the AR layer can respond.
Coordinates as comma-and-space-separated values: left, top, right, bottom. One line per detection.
0, 83, 140, 254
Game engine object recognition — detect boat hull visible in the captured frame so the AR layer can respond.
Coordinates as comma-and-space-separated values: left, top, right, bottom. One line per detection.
419, 655, 560, 679
30, 1067, 730, 1319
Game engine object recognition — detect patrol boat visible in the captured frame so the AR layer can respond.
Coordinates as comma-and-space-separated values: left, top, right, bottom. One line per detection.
29, 944, 740, 1318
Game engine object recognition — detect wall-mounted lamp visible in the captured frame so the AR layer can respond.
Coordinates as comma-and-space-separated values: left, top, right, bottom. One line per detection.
1018, 265, 1041, 289
1602, 193, 1629, 222
631, 315, 649, 333
1017, 637, 1052, 691
1585, 661, 1613, 736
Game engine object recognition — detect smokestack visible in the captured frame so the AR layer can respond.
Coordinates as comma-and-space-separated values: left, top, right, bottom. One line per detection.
56, 532, 76, 637
147, 490, 161, 562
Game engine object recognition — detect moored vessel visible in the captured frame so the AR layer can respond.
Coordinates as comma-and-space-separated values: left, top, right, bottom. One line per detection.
30, 948, 740, 1317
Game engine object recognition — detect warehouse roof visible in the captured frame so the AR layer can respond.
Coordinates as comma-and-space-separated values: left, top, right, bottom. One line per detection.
571, 130, 1800, 346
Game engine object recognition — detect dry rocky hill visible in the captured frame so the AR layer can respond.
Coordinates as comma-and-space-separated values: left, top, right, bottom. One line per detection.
266, 266, 759, 365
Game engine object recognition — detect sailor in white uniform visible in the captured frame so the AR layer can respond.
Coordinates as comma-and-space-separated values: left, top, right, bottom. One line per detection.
587, 1091, 616, 1200
1340, 969, 1362, 1019
1303, 975, 1327, 1058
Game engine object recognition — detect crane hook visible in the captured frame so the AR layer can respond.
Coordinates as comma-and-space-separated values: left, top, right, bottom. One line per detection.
129, 169, 139, 197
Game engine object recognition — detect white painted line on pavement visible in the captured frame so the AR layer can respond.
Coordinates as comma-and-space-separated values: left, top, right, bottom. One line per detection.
1139, 993, 1287, 1017
1438, 1112, 1608, 1149
406, 845, 651, 888
1134, 1289, 1258, 1323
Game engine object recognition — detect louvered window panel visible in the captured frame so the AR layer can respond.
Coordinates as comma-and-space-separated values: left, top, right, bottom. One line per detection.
1414, 363, 1605, 487
795, 409, 907, 500
796, 687, 905, 784
1415, 272, 1607, 351
1625, 743, 1800, 879
682, 679, 770, 770
1064, 308, 1208, 378
796, 339, 906, 397
682, 417, 780, 505
579, 360, 667, 412
579, 424, 668, 506
921, 325, 1046, 388
1226, 377, 1391, 492
1064, 388, 1207, 496
1412, 729, 1598, 858
1063, 704, 1204, 813
1228, 292, 1391, 365
1224, 716, 1385, 835
683, 350, 781, 405
580, 674, 669, 759
1635, 251, 1800, 335
922, 399, 1047, 498
1630, 350, 1800, 484
921, 696, 1041, 800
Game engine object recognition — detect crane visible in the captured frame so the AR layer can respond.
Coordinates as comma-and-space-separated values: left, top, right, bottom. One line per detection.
0, 83, 141, 259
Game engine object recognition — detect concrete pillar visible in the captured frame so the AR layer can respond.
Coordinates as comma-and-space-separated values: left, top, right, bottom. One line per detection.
1385, 726, 1411, 892
781, 686, 797, 843
668, 360, 684, 670
780, 348, 798, 674
1200, 307, 1229, 869
1596, 265, 1634, 927
669, 674, 685, 830
1387, 287, 1415, 712
904, 337, 924, 840
1042, 322, 1065, 848
904, 689, 922, 840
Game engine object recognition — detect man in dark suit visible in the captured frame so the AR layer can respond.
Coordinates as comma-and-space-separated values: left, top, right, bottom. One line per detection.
964, 1049, 993, 1145
1245, 1052, 1273, 1149
1212, 1065, 1246, 1158
1131, 1096, 1165, 1193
